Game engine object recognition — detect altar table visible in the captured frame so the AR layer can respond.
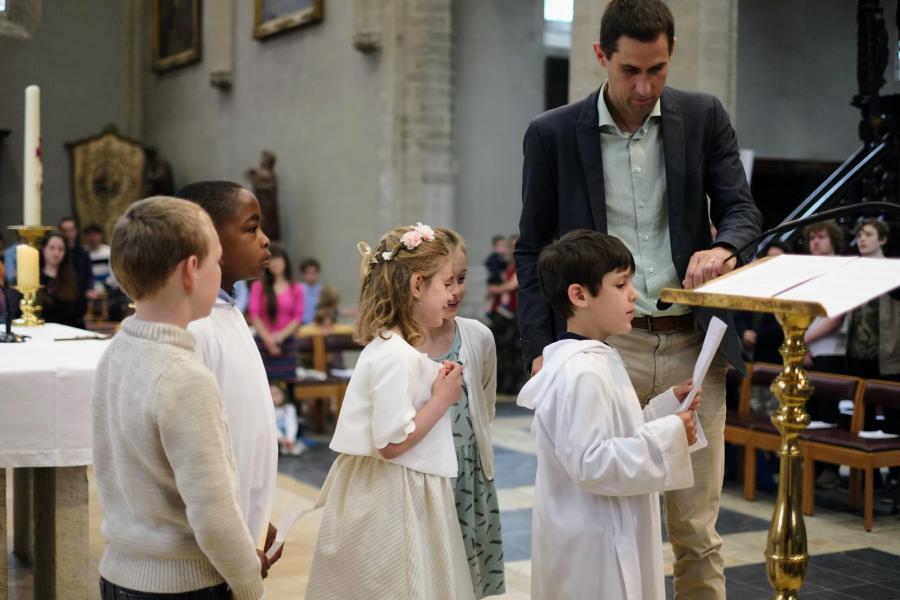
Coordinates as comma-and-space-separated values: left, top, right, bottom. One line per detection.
1, 323, 110, 600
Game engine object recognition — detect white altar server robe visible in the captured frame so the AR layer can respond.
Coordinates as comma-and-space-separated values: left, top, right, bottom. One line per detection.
517, 339, 695, 600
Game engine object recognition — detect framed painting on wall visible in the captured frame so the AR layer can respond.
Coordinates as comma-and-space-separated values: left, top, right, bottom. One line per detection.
254, 0, 323, 40
152, 0, 202, 72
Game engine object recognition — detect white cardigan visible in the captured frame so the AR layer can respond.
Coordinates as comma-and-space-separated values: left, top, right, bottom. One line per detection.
455, 317, 498, 480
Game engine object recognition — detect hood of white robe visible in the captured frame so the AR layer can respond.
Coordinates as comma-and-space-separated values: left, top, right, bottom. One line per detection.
516, 339, 616, 410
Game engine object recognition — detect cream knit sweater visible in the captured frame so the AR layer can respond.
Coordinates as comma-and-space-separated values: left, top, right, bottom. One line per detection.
92, 317, 264, 598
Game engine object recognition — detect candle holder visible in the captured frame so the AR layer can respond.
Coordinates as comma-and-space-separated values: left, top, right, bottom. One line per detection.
8, 224, 53, 328
13, 286, 43, 326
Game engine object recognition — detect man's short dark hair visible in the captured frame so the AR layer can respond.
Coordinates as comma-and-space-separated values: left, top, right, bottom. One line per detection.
537, 229, 635, 319
600, 0, 675, 58
175, 181, 245, 227
299, 258, 321, 272
83, 223, 104, 235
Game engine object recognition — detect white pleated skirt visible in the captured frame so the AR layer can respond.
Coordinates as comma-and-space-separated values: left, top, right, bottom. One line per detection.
305, 453, 475, 600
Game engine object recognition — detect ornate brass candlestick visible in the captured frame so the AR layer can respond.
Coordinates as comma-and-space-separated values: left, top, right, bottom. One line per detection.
660, 287, 823, 600
8, 224, 53, 327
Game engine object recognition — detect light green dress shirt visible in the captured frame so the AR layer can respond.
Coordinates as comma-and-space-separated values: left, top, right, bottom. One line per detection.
597, 81, 688, 317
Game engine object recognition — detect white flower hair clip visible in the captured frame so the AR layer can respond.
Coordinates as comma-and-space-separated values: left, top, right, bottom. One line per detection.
400, 222, 437, 251
381, 251, 394, 262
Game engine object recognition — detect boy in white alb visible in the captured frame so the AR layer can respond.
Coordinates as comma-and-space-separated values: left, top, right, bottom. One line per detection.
178, 181, 281, 565
517, 230, 701, 600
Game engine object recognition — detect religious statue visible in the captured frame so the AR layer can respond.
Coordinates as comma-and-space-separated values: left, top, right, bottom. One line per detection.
245, 150, 281, 241
142, 147, 175, 197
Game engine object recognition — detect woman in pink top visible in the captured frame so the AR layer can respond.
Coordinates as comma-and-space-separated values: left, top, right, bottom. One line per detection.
248, 244, 305, 381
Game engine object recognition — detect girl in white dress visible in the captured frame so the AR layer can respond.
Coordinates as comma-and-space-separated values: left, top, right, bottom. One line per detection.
305, 223, 475, 600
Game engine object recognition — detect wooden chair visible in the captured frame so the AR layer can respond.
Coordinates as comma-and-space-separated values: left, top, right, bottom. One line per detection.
739, 365, 861, 502
727, 363, 782, 500
802, 379, 900, 530
290, 332, 360, 432
724, 364, 755, 499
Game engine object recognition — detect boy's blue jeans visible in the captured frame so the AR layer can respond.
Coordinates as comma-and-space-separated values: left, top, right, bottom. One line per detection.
99, 578, 230, 599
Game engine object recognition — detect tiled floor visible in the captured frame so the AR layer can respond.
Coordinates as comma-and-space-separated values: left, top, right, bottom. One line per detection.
8, 399, 900, 598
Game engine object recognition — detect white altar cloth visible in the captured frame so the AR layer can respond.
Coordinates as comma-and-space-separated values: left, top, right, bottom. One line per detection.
0, 323, 110, 467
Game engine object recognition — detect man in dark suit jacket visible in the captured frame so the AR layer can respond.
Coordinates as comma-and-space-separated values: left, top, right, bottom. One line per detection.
516, 1, 762, 598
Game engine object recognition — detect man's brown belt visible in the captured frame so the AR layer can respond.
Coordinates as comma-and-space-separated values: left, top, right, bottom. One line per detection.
630, 313, 695, 333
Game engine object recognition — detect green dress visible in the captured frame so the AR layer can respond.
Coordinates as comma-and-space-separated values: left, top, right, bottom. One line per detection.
432, 327, 506, 598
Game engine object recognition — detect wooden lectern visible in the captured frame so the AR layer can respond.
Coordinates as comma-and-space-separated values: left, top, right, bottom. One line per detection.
661, 254, 900, 600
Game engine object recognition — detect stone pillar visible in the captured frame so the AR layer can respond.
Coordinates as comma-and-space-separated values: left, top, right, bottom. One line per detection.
569, 0, 739, 120
378, 0, 455, 231
32, 467, 89, 600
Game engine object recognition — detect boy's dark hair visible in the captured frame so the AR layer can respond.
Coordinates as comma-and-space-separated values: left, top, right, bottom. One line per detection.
600, 0, 675, 58
299, 257, 321, 272
855, 218, 890, 241
176, 181, 245, 227
491, 235, 506, 245
83, 223, 104, 235
538, 229, 635, 319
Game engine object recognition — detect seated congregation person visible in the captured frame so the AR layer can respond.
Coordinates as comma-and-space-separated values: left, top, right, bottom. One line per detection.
39, 232, 87, 328
299, 257, 322, 325
803, 221, 848, 487
57, 216, 94, 297
487, 235, 525, 394
848, 219, 900, 444
735, 242, 789, 415
92, 197, 264, 599
83, 223, 112, 291
248, 243, 304, 381
271, 381, 304, 455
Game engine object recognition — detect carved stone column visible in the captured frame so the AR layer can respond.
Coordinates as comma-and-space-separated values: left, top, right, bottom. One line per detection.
378, 0, 455, 230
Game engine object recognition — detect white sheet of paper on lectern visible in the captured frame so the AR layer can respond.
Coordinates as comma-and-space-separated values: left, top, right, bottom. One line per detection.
695, 254, 900, 317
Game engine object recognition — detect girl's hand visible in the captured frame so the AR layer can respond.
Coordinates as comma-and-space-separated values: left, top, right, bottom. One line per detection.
678, 409, 698, 446
266, 341, 282, 356
432, 361, 463, 408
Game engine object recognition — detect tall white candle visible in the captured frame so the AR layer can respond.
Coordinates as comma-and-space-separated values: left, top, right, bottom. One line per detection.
23, 85, 43, 226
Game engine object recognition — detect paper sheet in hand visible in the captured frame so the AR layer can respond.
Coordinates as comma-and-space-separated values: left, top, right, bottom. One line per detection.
265, 507, 320, 561
681, 316, 727, 411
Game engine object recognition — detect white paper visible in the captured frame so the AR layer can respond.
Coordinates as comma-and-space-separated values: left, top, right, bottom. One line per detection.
776, 257, 900, 316
806, 421, 836, 429
858, 430, 899, 440
697, 255, 856, 299
693, 255, 900, 318
265, 507, 320, 561
680, 316, 728, 412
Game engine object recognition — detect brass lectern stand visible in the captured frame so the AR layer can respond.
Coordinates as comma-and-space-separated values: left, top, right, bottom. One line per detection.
660, 288, 820, 599
661, 253, 900, 600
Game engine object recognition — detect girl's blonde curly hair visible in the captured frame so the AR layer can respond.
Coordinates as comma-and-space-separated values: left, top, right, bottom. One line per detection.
354, 225, 454, 346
